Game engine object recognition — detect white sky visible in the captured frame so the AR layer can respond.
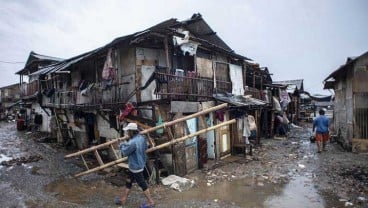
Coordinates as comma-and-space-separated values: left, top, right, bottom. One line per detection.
0, 0, 367, 94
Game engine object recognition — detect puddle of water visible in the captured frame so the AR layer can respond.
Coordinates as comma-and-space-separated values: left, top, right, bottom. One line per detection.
164, 178, 286, 207
264, 176, 324, 208
45, 178, 120, 204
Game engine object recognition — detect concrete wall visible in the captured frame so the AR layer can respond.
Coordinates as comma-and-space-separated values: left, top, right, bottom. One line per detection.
31, 102, 51, 132
96, 113, 119, 139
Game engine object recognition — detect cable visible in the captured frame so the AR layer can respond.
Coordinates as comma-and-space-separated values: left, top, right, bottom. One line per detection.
0, 61, 25, 64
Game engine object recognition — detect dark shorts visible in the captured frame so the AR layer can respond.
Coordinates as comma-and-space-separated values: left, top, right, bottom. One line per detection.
126, 170, 148, 191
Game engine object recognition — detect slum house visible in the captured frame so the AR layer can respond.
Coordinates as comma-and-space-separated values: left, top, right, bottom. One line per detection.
242, 64, 275, 139
0, 83, 22, 120
272, 79, 304, 123
15, 51, 64, 132
30, 14, 273, 175
324, 51, 368, 152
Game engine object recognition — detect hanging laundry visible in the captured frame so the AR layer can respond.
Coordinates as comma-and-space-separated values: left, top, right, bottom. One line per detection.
118, 102, 135, 122
215, 110, 224, 122
279, 89, 291, 111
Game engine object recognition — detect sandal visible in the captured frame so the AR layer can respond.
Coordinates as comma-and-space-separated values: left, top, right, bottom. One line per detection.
141, 202, 155, 208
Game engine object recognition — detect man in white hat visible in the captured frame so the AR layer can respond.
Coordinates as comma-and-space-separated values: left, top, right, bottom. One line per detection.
116, 123, 154, 207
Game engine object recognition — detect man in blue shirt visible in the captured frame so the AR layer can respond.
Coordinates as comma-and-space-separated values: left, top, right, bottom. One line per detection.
116, 123, 154, 207
313, 109, 330, 153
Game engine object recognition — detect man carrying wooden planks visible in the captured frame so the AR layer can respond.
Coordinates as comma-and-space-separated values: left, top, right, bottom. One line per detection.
115, 123, 154, 207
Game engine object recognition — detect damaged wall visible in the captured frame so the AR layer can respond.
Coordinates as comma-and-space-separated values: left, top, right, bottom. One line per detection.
196, 57, 213, 78
119, 47, 137, 102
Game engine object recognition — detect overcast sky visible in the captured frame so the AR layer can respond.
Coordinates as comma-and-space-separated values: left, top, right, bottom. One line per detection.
0, 0, 367, 94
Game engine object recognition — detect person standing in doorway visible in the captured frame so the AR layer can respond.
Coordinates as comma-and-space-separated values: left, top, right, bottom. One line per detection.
313, 109, 330, 153
116, 123, 154, 207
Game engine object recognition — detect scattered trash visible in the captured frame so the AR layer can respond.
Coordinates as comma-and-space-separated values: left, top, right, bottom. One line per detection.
257, 182, 264, 187
161, 175, 195, 192
344, 202, 353, 206
357, 196, 366, 202
214, 199, 218, 202
298, 164, 305, 169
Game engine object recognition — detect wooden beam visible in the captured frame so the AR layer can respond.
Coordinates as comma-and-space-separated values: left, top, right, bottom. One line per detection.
65, 103, 228, 159
164, 37, 171, 73
94, 150, 104, 166
74, 119, 236, 177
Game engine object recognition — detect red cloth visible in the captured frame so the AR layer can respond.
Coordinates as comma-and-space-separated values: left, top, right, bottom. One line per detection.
118, 103, 135, 122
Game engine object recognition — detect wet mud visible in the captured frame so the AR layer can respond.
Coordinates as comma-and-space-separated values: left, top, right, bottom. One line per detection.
0, 121, 367, 207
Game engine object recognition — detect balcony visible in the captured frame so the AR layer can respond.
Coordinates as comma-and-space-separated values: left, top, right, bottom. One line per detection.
154, 71, 232, 101
20, 80, 39, 98
43, 82, 128, 109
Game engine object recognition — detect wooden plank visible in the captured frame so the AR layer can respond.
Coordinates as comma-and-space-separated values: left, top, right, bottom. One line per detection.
166, 126, 175, 140
74, 119, 236, 177
125, 118, 152, 129
116, 163, 129, 169
65, 103, 228, 158
110, 145, 120, 160
80, 155, 89, 170
94, 150, 104, 166
199, 115, 208, 129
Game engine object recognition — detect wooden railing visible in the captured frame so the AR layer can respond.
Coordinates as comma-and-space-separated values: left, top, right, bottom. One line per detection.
20, 80, 39, 98
43, 82, 129, 108
154, 71, 232, 101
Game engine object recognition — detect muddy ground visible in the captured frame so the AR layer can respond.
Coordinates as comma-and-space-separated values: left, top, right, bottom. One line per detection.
0, 121, 367, 208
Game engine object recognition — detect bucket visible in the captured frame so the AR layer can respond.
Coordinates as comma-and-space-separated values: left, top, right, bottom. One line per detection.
16, 119, 25, 131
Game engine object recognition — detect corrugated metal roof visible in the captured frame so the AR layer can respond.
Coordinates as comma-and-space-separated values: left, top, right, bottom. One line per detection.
213, 93, 266, 107
273, 79, 304, 92
29, 14, 253, 76
16, 51, 64, 75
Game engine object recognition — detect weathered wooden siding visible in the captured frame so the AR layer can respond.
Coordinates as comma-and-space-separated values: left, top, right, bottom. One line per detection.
196, 57, 213, 78
120, 47, 137, 102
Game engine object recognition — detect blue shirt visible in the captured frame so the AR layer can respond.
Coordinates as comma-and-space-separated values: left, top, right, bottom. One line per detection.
313, 115, 329, 134
119, 134, 147, 172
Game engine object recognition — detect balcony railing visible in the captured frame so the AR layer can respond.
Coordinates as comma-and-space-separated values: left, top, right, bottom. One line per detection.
154, 71, 232, 101
20, 80, 39, 98
43, 82, 129, 108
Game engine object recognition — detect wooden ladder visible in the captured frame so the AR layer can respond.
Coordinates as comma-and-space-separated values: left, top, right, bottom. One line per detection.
65, 103, 233, 177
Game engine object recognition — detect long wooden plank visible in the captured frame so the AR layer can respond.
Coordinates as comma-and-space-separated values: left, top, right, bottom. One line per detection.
65, 103, 228, 159
74, 119, 236, 177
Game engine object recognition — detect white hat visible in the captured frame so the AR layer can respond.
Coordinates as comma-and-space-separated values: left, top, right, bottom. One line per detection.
123, 123, 138, 131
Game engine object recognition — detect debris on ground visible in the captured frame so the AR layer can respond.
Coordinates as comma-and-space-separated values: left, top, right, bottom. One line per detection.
161, 175, 195, 192
0, 155, 43, 166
